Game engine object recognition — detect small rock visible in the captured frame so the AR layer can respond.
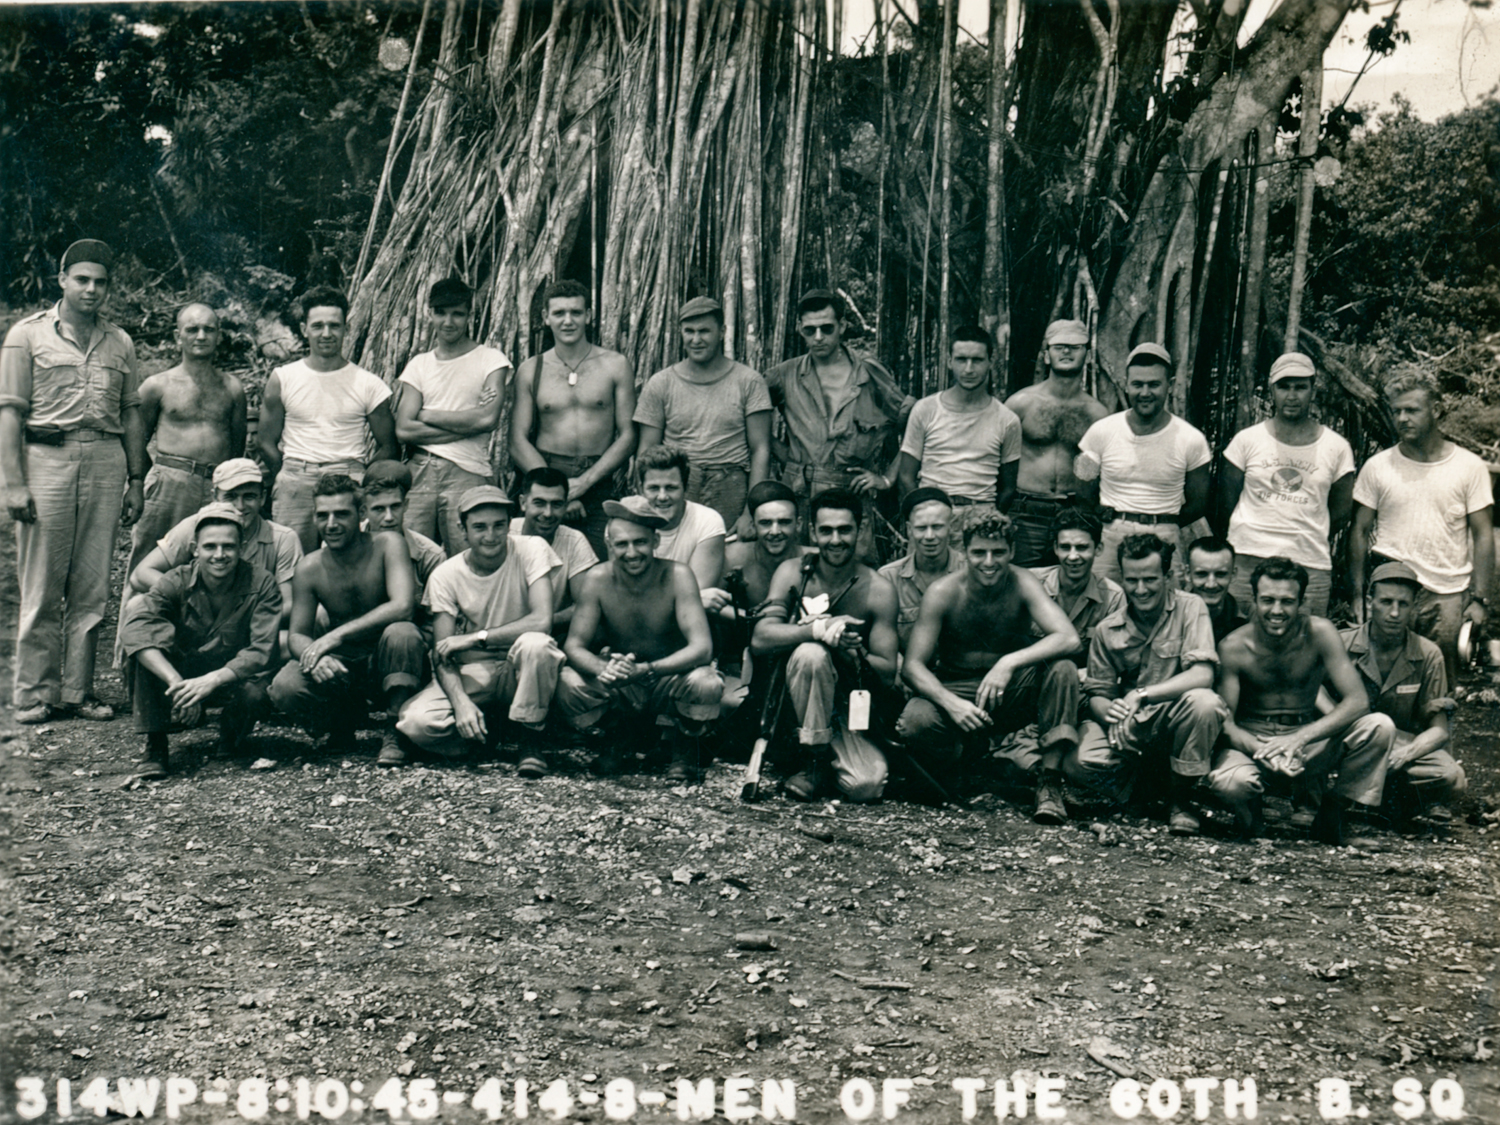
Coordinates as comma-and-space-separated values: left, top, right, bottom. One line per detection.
249, 758, 277, 771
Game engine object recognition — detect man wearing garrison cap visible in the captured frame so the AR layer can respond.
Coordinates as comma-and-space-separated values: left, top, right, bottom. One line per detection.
635, 296, 773, 538
1003, 319, 1108, 567
1218, 351, 1355, 617
0, 239, 150, 723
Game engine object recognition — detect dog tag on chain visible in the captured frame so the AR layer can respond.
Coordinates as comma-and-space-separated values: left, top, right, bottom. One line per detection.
848, 689, 871, 731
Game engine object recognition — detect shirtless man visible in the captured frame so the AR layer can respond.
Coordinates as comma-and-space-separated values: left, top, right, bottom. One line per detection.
897, 507, 1081, 821
360, 460, 448, 589
751, 489, 900, 802
394, 277, 509, 552
1003, 320, 1107, 566
128, 303, 248, 575
1207, 557, 1382, 843
511, 280, 637, 557
268, 474, 423, 765
559, 496, 723, 781
724, 480, 810, 610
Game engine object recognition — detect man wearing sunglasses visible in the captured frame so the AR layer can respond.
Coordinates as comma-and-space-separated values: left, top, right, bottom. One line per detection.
1002, 319, 1108, 567
763, 289, 912, 564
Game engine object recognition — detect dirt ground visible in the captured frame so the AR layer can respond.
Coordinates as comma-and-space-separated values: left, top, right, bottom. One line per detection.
1, 525, 1497, 1125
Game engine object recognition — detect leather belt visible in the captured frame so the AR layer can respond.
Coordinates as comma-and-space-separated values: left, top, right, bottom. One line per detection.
154, 452, 216, 479
1244, 710, 1318, 726
1100, 507, 1179, 526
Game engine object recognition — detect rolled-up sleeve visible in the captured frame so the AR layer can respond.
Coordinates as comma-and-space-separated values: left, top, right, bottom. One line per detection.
1083, 631, 1120, 700
1177, 598, 1219, 668
224, 569, 282, 681
118, 336, 142, 411
0, 322, 35, 414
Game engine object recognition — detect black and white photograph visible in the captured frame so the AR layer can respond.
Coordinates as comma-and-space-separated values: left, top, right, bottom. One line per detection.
0, 0, 1497, 1120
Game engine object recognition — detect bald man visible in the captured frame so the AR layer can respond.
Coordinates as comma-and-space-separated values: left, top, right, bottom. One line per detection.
128, 303, 248, 576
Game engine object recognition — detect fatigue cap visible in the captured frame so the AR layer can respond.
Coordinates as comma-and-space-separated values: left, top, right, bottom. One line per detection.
61, 239, 115, 272
679, 296, 723, 322
212, 458, 263, 491
1043, 319, 1090, 346
1269, 352, 1316, 384
1125, 342, 1173, 369
457, 485, 516, 516
603, 496, 668, 530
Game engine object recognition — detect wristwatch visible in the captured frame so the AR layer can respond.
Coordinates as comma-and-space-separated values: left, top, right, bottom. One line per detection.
1469, 594, 1489, 608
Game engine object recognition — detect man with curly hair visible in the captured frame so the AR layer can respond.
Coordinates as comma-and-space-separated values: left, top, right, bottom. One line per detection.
897, 506, 1082, 822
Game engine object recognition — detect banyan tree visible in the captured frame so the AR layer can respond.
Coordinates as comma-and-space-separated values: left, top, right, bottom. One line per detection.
346, 0, 1375, 479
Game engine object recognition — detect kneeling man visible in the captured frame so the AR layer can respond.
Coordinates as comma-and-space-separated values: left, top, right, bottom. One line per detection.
897, 507, 1081, 821
120, 506, 281, 778
1063, 535, 1223, 835
1208, 557, 1381, 842
1336, 562, 1465, 823
269, 474, 423, 764
560, 496, 723, 781
397, 486, 565, 772
751, 488, 899, 802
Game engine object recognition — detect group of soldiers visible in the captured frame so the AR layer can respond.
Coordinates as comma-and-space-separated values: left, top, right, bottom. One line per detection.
2, 239, 1492, 844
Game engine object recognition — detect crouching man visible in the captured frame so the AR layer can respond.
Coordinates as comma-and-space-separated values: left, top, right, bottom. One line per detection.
750, 488, 900, 802
268, 474, 423, 765
1063, 535, 1224, 835
897, 507, 1081, 821
559, 496, 723, 781
396, 486, 565, 772
1207, 557, 1381, 842
1336, 561, 1465, 824
120, 506, 281, 778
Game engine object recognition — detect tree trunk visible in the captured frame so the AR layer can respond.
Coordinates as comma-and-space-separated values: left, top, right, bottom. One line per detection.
1285, 63, 1323, 350
981, 0, 1011, 382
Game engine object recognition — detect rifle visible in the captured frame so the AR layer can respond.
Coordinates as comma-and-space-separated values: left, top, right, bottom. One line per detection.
741, 553, 819, 802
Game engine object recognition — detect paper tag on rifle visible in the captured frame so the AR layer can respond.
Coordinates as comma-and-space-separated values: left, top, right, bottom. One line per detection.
798, 593, 831, 624
847, 690, 871, 732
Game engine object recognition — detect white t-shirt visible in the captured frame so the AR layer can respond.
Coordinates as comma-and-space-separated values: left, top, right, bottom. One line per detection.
1076, 413, 1212, 514
397, 345, 509, 477
1352, 444, 1494, 594
900, 393, 1022, 503
275, 360, 391, 464
633, 362, 772, 467
510, 517, 597, 606
423, 536, 560, 659
1224, 422, 1356, 570
654, 501, 726, 565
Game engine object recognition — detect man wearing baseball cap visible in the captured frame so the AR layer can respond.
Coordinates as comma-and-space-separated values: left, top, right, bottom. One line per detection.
396, 485, 567, 772
119, 505, 282, 778
763, 288, 912, 564
1003, 319, 1108, 566
1075, 342, 1211, 584
1219, 352, 1355, 617
635, 296, 773, 538
1, 239, 150, 722
128, 458, 303, 639
558, 494, 723, 781
1329, 561, 1466, 825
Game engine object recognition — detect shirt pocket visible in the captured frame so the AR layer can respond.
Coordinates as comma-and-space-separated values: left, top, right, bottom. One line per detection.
87, 358, 127, 410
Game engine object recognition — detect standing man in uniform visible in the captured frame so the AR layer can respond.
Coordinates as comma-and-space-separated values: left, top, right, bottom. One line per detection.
268, 475, 424, 765
1004, 320, 1108, 566
1335, 562, 1466, 823
559, 496, 723, 781
1220, 352, 1355, 617
1207, 558, 1382, 842
635, 296, 772, 536
1075, 343, 1211, 585
128, 303, 248, 577
394, 277, 509, 553
1, 239, 149, 722
897, 508, 1081, 821
895, 326, 1021, 512
877, 488, 965, 650
510, 280, 637, 558
258, 286, 398, 553
764, 289, 912, 564
751, 489, 900, 802
1350, 367, 1494, 683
